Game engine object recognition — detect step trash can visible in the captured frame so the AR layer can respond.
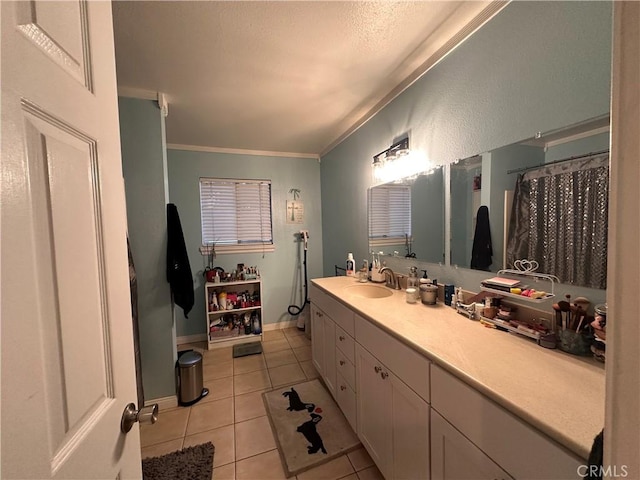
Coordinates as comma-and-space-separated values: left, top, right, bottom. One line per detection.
176, 350, 209, 406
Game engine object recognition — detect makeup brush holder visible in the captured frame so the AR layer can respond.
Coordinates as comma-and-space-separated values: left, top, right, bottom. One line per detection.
558, 330, 592, 355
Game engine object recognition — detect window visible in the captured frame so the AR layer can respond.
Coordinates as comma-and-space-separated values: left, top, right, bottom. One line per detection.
368, 184, 411, 246
200, 178, 274, 254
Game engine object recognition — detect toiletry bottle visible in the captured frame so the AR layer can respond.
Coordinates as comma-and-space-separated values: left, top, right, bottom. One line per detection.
407, 266, 419, 301
420, 270, 432, 285
346, 253, 355, 276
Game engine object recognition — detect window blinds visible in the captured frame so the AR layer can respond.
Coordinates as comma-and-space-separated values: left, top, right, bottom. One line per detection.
368, 185, 411, 240
200, 178, 273, 246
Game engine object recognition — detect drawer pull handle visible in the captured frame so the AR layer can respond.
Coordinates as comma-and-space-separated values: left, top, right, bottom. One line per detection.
340, 385, 346, 391
374, 366, 382, 373
380, 371, 389, 380
339, 360, 346, 366
339, 335, 345, 341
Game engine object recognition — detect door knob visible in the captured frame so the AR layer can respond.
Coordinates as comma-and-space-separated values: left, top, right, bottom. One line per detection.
121, 402, 158, 433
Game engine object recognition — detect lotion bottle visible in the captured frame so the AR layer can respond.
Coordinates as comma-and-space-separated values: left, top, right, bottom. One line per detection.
346, 253, 355, 277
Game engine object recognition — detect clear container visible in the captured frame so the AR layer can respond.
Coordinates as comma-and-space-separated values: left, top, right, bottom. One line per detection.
406, 288, 417, 303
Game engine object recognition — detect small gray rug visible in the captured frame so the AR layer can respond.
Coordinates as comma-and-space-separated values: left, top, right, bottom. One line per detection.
263, 379, 360, 477
142, 442, 214, 480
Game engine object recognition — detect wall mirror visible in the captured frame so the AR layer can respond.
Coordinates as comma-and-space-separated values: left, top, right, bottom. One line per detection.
449, 115, 610, 288
368, 166, 445, 264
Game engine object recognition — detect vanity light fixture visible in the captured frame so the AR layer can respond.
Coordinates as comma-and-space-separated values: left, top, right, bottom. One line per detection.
372, 137, 431, 184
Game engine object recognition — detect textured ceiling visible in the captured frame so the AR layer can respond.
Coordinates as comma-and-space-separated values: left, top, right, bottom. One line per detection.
112, 1, 498, 156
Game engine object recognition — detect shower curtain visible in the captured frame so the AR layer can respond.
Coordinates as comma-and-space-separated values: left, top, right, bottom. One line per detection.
506, 153, 609, 289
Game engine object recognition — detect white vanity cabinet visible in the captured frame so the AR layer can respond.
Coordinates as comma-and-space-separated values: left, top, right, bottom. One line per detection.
310, 304, 336, 396
431, 409, 512, 480
355, 316, 431, 480
431, 365, 583, 480
310, 285, 357, 430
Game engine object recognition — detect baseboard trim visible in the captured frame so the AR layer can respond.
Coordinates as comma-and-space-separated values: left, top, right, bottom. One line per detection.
176, 333, 207, 345
146, 395, 178, 410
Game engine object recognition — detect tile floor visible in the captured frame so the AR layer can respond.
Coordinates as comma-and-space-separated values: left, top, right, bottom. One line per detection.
140, 327, 383, 480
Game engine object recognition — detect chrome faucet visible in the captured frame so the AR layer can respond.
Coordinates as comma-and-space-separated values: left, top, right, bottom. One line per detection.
378, 267, 400, 290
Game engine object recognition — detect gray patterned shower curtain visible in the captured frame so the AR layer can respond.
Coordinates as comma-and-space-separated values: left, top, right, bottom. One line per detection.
505, 153, 609, 289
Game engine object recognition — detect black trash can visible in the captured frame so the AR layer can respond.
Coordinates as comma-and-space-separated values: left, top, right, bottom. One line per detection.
176, 351, 208, 406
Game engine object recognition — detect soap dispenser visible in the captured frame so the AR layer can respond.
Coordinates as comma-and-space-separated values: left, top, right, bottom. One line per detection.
407, 266, 419, 301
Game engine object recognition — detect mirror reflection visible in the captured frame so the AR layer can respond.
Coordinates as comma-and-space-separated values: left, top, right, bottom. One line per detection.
450, 116, 610, 288
368, 166, 444, 264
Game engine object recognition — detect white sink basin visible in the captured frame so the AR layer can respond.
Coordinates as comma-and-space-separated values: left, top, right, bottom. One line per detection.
345, 284, 393, 299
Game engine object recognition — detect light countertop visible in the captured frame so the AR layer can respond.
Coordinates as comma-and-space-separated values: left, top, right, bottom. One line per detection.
311, 276, 605, 460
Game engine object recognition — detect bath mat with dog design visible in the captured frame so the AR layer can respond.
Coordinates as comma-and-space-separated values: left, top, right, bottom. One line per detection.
263, 379, 360, 477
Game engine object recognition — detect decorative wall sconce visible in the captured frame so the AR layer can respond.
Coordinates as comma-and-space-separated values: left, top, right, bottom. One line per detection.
372, 137, 431, 184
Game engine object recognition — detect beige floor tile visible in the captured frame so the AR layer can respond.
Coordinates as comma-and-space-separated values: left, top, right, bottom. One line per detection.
347, 447, 374, 471
297, 455, 354, 480
140, 407, 190, 447
283, 327, 305, 338
339, 475, 358, 480
233, 354, 267, 375
355, 465, 384, 480
234, 369, 272, 395
200, 375, 233, 403
265, 348, 298, 368
203, 360, 233, 381
268, 362, 306, 388
293, 345, 312, 362
203, 346, 233, 363
287, 334, 311, 349
263, 329, 286, 342
235, 449, 287, 480
140, 438, 183, 459
234, 415, 277, 460
262, 338, 291, 353
300, 360, 320, 380
186, 397, 234, 435
212, 462, 235, 480
183, 424, 235, 468
234, 390, 268, 423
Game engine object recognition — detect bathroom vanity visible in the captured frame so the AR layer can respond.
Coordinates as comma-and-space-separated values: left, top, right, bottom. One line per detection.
310, 276, 604, 480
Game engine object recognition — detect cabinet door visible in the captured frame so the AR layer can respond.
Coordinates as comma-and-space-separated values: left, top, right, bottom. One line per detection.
391, 375, 430, 480
323, 317, 337, 398
431, 410, 512, 480
311, 305, 324, 376
356, 344, 392, 479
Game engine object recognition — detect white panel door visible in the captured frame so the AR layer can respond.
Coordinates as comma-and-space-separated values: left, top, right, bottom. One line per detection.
356, 344, 392, 479
431, 410, 512, 480
390, 374, 430, 480
1, 1, 141, 478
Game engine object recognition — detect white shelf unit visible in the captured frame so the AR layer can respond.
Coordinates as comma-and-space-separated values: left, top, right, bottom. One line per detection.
480, 267, 559, 303
205, 279, 263, 350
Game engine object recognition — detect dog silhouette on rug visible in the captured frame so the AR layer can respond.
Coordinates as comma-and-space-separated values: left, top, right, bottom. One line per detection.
297, 413, 327, 455
282, 387, 315, 412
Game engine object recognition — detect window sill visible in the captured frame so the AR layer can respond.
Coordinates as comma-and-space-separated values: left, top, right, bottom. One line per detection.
200, 244, 275, 255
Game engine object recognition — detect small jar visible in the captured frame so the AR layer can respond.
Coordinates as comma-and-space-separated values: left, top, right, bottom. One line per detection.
406, 288, 417, 303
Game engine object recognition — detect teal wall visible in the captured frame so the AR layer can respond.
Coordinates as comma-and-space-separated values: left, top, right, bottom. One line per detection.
167, 149, 322, 337
320, 1, 611, 305
545, 132, 610, 163
119, 97, 176, 401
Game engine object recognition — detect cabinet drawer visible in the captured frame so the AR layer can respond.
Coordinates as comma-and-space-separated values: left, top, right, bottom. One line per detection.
355, 314, 430, 402
335, 325, 355, 363
335, 349, 355, 391
336, 372, 357, 434
310, 284, 354, 336
431, 364, 582, 479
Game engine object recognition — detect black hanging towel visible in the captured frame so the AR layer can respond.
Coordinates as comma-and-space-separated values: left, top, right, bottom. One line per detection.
166, 203, 194, 317
471, 205, 493, 271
